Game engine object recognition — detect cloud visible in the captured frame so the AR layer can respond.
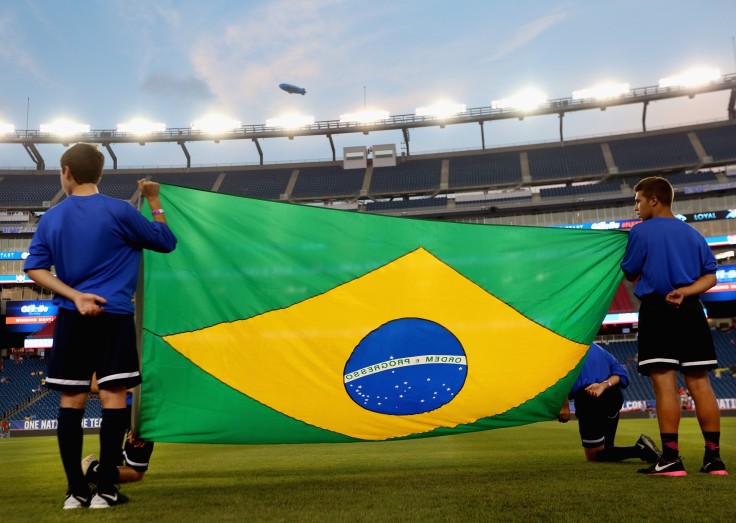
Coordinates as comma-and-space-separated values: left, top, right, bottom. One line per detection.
0, 10, 45, 80
140, 73, 215, 101
155, 5, 181, 27
187, 0, 380, 118
487, 9, 569, 62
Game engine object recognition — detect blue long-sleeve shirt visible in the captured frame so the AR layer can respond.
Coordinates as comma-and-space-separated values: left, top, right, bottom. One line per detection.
24, 194, 177, 314
569, 343, 629, 398
620, 217, 716, 297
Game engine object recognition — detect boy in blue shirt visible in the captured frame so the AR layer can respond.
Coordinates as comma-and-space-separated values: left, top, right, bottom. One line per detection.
558, 343, 661, 463
621, 176, 725, 476
24, 143, 177, 508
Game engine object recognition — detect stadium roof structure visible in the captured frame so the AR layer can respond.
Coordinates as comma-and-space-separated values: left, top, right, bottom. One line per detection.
2, 73, 736, 170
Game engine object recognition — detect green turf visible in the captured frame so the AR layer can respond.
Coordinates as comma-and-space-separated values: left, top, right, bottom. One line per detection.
1, 417, 734, 522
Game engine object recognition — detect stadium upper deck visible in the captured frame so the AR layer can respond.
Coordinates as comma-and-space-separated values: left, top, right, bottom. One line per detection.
1, 119, 735, 220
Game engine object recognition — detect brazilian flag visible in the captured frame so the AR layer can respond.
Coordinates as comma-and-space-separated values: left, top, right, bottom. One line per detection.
138, 185, 628, 444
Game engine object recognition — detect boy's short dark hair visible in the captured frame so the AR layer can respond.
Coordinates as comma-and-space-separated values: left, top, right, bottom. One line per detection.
60, 143, 105, 184
634, 176, 674, 206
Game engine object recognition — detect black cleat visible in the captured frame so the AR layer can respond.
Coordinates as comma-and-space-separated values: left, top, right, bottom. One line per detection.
635, 434, 662, 463
700, 457, 728, 475
90, 486, 129, 508
63, 490, 91, 509
638, 456, 687, 476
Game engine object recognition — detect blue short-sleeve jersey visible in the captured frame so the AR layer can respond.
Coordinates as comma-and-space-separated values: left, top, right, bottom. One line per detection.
24, 194, 177, 314
620, 217, 716, 297
569, 343, 629, 397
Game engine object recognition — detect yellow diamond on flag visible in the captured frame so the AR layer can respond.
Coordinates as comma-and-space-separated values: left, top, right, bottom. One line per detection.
164, 247, 587, 440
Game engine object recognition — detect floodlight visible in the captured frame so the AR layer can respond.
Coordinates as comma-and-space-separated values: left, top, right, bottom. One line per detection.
415, 102, 466, 118
39, 120, 90, 135
117, 120, 166, 135
0, 122, 14, 135
190, 116, 241, 133
572, 83, 630, 100
492, 89, 548, 111
659, 68, 720, 88
265, 115, 315, 129
339, 111, 390, 124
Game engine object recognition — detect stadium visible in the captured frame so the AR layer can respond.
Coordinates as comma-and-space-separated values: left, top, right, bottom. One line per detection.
2, 66, 736, 518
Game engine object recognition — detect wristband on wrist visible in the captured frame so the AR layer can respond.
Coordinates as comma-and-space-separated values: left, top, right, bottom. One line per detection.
151, 209, 164, 216
604, 380, 612, 389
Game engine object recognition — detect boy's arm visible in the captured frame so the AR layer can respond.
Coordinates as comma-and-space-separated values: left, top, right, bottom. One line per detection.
584, 374, 622, 398
138, 179, 169, 226
665, 273, 717, 308
557, 398, 571, 423
25, 269, 107, 316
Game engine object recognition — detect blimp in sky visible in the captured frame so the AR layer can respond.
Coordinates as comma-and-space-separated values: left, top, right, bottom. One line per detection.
279, 83, 306, 95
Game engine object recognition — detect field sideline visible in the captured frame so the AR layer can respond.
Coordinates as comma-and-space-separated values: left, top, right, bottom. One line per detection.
1, 417, 734, 522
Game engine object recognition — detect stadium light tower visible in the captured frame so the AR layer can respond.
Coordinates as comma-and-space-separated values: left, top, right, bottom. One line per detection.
265, 115, 315, 130
39, 119, 90, 135
492, 89, 548, 112
415, 102, 466, 119
2, 71, 735, 169
572, 83, 630, 101
191, 116, 241, 134
117, 119, 166, 135
659, 68, 721, 88
339, 111, 390, 124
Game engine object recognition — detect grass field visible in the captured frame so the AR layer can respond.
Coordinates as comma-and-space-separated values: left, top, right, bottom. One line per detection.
1, 417, 735, 522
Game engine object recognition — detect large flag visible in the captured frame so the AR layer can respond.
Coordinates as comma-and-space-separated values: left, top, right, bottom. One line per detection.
139, 185, 628, 444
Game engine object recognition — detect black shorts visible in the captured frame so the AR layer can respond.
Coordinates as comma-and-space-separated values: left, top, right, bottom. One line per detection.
637, 295, 717, 376
572, 387, 623, 448
46, 308, 142, 393
123, 431, 154, 472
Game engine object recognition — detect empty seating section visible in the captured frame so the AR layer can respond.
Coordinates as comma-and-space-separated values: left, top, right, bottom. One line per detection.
696, 125, 736, 161
540, 181, 621, 199
0, 358, 49, 418
448, 152, 522, 188
292, 165, 364, 199
456, 194, 532, 208
370, 159, 442, 194
608, 132, 697, 172
710, 330, 736, 399
528, 143, 607, 181
1, 359, 103, 420
218, 169, 293, 200
608, 281, 635, 313
625, 170, 718, 189
0, 175, 60, 207
598, 341, 651, 402
603, 330, 736, 402
664, 170, 718, 186
366, 197, 447, 212
0, 126, 733, 210
150, 171, 220, 191
9, 389, 102, 421
98, 172, 145, 200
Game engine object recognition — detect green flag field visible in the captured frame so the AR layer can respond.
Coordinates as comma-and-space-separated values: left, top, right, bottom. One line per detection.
2, 417, 734, 521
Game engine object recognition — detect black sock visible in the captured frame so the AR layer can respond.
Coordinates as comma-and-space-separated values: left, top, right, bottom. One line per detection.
57, 407, 87, 495
595, 446, 640, 462
660, 433, 679, 461
703, 431, 721, 461
88, 461, 99, 484
97, 408, 128, 493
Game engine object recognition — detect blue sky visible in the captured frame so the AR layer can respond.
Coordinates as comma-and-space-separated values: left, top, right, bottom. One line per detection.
1, 0, 735, 169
